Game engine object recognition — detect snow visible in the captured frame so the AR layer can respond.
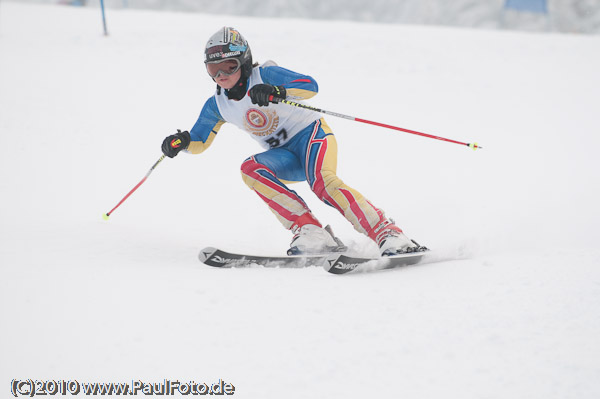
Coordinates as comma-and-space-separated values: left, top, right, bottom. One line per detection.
21, 0, 600, 34
1, 2, 600, 398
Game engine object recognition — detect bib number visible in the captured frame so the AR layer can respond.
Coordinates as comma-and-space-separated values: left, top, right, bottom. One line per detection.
265, 129, 288, 148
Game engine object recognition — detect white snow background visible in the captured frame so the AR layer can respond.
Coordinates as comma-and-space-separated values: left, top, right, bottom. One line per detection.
1, 2, 599, 398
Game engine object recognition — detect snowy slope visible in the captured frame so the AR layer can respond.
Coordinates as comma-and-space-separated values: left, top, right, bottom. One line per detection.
19, 0, 600, 34
1, 2, 600, 398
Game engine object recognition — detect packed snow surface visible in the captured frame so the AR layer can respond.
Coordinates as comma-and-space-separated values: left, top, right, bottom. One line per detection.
1, 2, 599, 398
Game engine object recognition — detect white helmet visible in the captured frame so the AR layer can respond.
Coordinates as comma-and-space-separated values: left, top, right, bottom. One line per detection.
204, 27, 253, 80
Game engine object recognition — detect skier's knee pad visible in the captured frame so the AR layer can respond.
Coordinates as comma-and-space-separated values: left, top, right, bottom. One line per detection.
240, 156, 277, 190
241, 157, 259, 189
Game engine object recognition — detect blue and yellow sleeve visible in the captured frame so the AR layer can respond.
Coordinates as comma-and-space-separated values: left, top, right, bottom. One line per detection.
259, 65, 318, 100
187, 96, 225, 154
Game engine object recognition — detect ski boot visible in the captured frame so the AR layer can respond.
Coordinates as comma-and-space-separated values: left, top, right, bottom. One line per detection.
370, 219, 427, 256
288, 214, 346, 256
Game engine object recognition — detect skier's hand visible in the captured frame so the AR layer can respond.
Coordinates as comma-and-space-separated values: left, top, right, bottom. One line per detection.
248, 84, 286, 107
161, 129, 190, 158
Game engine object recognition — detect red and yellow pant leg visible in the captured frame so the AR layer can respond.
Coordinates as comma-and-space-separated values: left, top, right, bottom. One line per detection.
240, 156, 318, 230
305, 120, 392, 239
240, 118, 399, 242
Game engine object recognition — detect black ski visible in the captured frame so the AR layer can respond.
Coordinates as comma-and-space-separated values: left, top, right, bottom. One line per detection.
199, 247, 327, 268
200, 247, 431, 273
324, 250, 430, 275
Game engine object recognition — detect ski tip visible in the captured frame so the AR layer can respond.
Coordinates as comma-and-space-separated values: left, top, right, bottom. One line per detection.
323, 255, 337, 274
198, 247, 218, 263
324, 250, 431, 275
323, 254, 359, 275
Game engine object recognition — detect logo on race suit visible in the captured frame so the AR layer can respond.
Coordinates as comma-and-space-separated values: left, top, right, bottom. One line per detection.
244, 108, 279, 137
246, 109, 267, 128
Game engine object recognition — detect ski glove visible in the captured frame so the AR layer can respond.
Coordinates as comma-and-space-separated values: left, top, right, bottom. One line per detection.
161, 129, 190, 158
248, 84, 286, 107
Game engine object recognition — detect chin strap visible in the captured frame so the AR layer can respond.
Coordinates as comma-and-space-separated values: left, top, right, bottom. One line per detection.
225, 76, 249, 101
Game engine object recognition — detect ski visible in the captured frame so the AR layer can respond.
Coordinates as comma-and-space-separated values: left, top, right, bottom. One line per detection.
200, 247, 431, 273
324, 250, 430, 275
199, 247, 328, 268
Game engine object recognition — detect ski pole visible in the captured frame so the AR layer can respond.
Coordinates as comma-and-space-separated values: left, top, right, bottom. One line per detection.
99, 0, 109, 36
103, 154, 166, 220
271, 97, 482, 150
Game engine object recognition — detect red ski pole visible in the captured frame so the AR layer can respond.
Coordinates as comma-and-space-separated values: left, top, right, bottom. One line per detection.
103, 154, 166, 220
272, 97, 482, 150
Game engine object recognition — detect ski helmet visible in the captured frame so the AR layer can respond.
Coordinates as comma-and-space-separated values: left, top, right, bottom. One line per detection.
204, 27, 253, 80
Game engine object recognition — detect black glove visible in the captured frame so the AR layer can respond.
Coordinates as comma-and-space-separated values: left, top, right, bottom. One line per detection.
161, 129, 190, 158
248, 84, 286, 107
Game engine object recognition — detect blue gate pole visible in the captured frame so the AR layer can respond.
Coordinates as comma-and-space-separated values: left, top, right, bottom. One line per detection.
100, 0, 108, 36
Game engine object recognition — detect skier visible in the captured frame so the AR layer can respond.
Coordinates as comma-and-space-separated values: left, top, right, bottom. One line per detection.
162, 27, 423, 255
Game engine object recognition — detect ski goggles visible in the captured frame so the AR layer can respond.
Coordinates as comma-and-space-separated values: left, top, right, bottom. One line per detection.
205, 59, 241, 78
